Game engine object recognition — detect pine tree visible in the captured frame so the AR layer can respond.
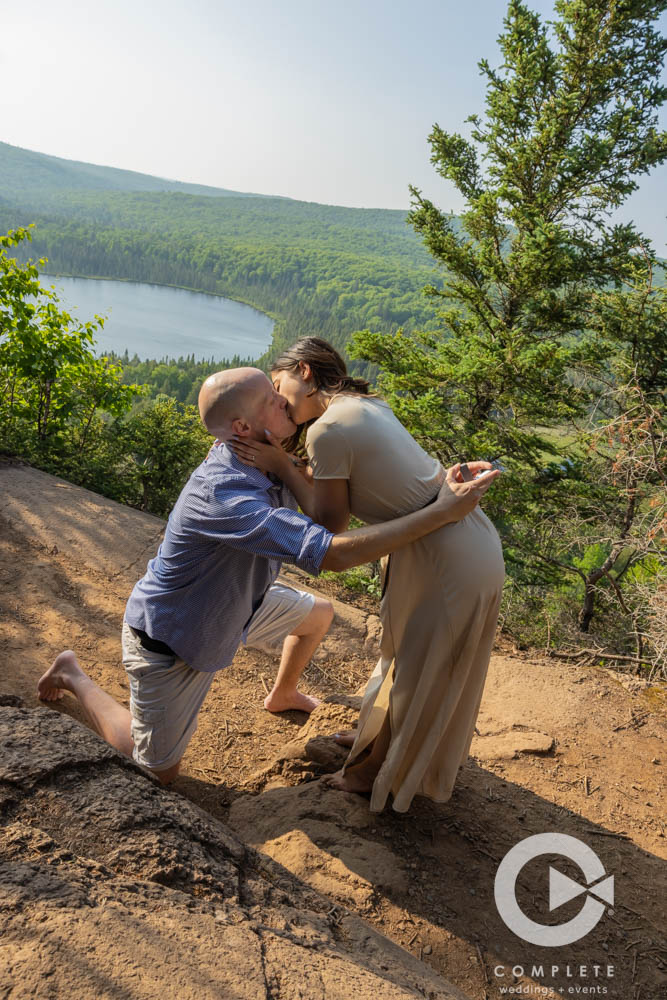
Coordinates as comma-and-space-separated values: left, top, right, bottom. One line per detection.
351, 0, 667, 653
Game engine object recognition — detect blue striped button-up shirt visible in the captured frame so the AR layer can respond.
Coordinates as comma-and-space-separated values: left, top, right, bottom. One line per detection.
124, 442, 333, 672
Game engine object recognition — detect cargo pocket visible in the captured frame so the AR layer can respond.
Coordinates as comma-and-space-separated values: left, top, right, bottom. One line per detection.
130, 703, 168, 768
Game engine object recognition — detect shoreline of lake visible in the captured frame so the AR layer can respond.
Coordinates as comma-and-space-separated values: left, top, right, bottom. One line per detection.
39, 273, 276, 363
40, 270, 279, 324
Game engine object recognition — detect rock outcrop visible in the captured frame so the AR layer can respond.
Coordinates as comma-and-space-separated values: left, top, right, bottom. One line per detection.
0, 705, 467, 999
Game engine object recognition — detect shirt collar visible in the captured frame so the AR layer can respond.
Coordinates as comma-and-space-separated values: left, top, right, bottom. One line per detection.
210, 441, 283, 492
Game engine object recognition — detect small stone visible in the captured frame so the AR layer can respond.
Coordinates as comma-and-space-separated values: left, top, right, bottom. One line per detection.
117, 881, 138, 893
423, 944, 432, 955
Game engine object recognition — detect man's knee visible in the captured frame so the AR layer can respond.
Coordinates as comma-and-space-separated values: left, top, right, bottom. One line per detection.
310, 596, 335, 631
297, 596, 334, 636
153, 760, 182, 785
311, 597, 334, 626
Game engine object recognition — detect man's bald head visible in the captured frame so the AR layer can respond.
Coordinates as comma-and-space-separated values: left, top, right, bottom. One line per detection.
198, 368, 269, 438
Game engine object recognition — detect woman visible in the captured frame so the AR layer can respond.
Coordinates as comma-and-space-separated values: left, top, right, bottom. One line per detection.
231, 338, 505, 812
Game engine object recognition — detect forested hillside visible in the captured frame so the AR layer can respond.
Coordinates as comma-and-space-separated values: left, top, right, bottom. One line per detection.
3, 0, 665, 694
0, 143, 443, 363
0, 141, 261, 198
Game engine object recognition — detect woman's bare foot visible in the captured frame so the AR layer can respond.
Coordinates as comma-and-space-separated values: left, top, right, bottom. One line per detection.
264, 689, 321, 714
37, 650, 85, 702
323, 758, 379, 796
332, 730, 357, 747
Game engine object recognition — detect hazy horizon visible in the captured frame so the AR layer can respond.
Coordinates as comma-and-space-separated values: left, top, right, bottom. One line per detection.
3, 1, 666, 245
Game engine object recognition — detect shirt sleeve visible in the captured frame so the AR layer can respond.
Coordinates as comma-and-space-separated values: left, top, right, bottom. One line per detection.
305, 421, 352, 480
193, 483, 333, 576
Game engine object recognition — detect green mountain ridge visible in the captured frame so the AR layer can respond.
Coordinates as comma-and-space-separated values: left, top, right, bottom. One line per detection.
0, 142, 452, 362
0, 141, 266, 199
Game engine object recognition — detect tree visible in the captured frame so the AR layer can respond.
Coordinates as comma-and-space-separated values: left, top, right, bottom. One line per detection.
0, 227, 138, 471
565, 255, 665, 655
350, 0, 667, 658
1, 229, 218, 520
118, 396, 210, 517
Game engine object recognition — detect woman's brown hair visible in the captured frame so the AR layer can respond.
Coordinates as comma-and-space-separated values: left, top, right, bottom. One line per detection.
271, 336, 372, 452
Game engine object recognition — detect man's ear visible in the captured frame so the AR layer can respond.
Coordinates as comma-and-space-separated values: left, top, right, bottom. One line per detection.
230, 417, 252, 437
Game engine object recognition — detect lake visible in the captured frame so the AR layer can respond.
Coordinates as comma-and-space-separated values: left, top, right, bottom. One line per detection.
41, 274, 275, 361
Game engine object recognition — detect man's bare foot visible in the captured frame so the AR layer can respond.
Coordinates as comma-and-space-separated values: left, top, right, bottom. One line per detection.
333, 730, 357, 747
37, 650, 85, 702
323, 759, 379, 796
264, 689, 321, 714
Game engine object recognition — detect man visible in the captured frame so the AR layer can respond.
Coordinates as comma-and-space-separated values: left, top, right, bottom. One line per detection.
38, 368, 498, 785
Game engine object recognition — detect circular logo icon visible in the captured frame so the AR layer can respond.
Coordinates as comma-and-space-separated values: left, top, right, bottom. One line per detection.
494, 833, 614, 946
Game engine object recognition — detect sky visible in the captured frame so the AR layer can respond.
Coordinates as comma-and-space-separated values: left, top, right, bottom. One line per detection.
2, 0, 666, 248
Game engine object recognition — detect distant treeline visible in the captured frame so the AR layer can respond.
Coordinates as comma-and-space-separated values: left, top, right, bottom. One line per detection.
108, 351, 255, 405
0, 189, 446, 369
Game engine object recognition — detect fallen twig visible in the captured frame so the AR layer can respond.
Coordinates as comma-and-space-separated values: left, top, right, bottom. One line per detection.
191, 766, 224, 782
613, 712, 649, 732
588, 829, 631, 840
546, 647, 656, 668
476, 944, 489, 984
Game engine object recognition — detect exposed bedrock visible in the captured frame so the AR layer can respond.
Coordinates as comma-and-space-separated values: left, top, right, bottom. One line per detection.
0, 706, 468, 999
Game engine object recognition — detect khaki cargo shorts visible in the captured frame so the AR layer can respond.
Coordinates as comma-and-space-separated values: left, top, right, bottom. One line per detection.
122, 582, 315, 771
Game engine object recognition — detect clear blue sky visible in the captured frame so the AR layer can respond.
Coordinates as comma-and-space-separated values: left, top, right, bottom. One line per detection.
3, 0, 666, 248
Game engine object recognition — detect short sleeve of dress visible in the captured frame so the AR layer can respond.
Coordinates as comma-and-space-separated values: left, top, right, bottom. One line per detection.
305, 420, 352, 480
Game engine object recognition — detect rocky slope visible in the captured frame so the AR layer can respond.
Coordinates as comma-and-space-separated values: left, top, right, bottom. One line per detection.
1, 462, 665, 1000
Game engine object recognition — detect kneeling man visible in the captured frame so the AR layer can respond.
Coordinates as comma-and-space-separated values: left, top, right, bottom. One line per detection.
38, 368, 495, 785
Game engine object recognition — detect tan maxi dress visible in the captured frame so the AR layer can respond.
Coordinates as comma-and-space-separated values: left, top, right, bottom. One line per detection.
306, 394, 505, 813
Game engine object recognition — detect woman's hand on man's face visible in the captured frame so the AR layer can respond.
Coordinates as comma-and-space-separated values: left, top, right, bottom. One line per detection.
229, 430, 292, 475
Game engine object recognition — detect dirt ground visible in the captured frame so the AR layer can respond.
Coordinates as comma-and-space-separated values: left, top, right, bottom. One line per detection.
1, 461, 665, 1000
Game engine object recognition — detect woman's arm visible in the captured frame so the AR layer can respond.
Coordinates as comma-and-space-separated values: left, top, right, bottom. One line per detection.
311, 478, 350, 533
320, 464, 499, 571
272, 460, 317, 518
228, 433, 322, 518
229, 433, 351, 529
